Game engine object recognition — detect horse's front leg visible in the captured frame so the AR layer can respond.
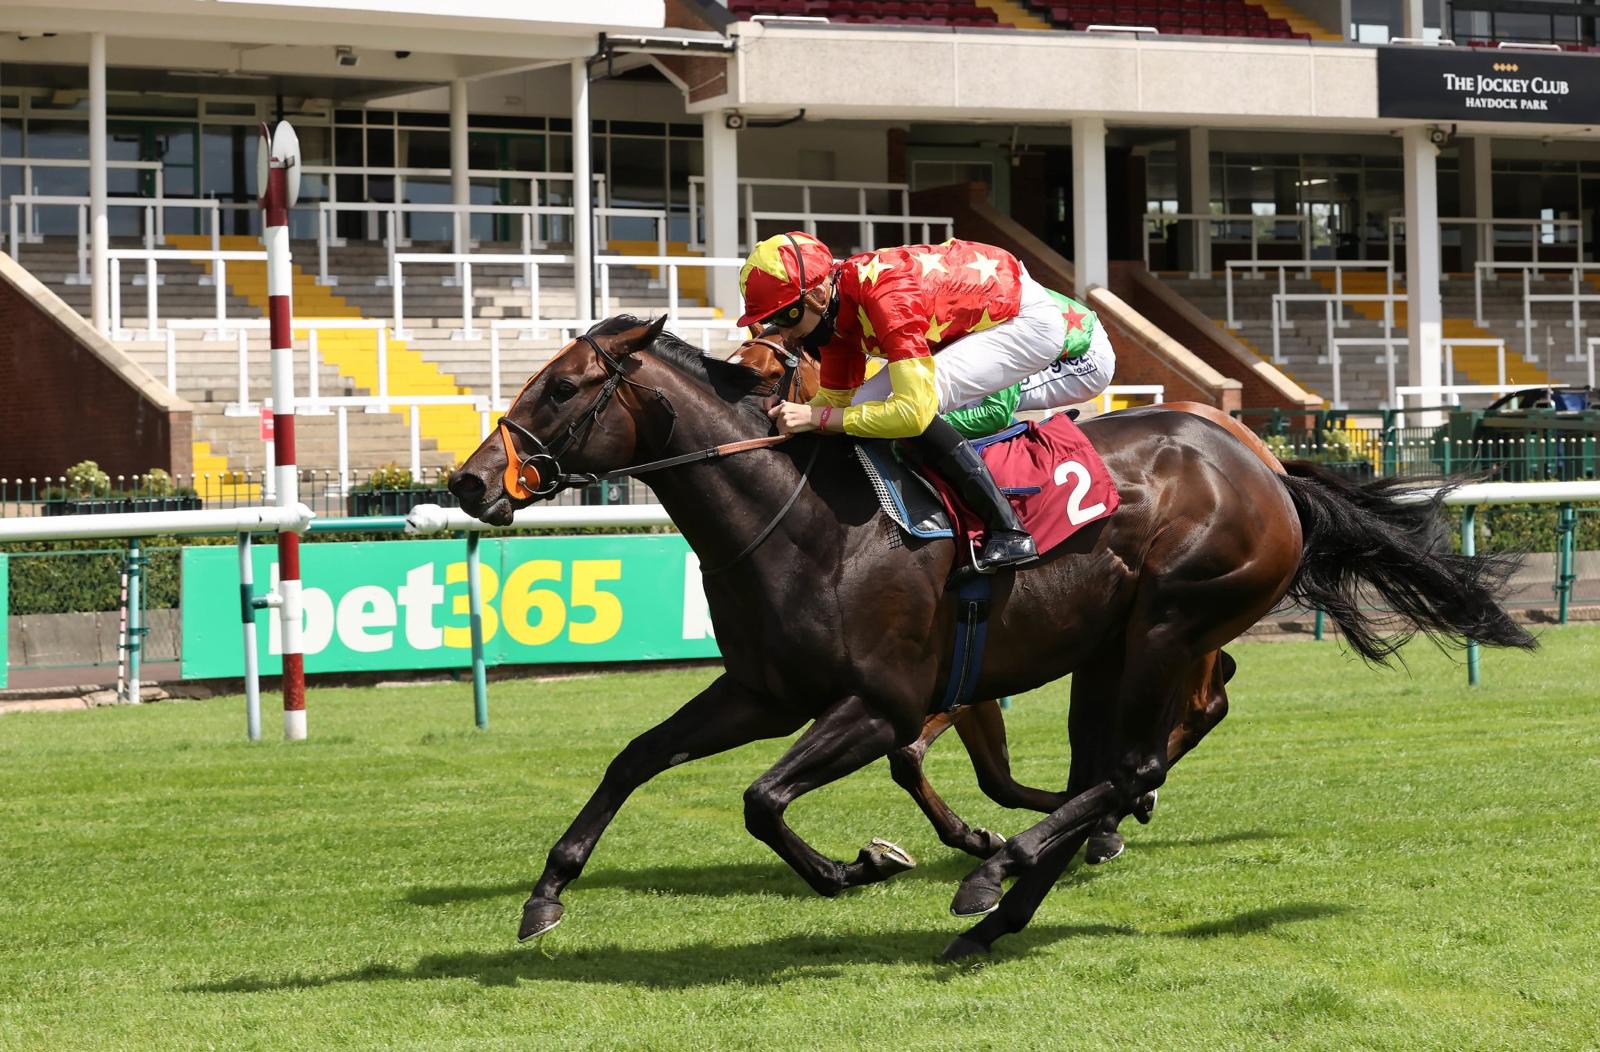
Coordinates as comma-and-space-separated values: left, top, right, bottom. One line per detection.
745, 695, 921, 896
520, 674, 805, 941
888, 708, 1008, 859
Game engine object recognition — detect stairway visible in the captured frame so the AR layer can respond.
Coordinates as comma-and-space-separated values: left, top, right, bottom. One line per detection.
169, 234, 484, 466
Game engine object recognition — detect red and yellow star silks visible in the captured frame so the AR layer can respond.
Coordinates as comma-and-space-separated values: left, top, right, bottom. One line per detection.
809, 239, 1023, 439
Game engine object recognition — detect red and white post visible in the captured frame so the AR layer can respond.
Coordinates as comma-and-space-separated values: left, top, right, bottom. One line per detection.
259, 121, 306, 740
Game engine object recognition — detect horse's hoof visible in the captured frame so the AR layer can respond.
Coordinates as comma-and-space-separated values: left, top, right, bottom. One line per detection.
950, 877, 1002, 918
857, 837, 917, 880
1133, 788, 1158, 825
518, 897, 564, 942
940, 935, 992, 963
972, 828, 1008, 858
1085, 832, 1125, 865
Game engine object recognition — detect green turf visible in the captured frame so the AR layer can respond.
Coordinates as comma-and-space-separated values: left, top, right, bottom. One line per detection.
2, 628, 1597, 1051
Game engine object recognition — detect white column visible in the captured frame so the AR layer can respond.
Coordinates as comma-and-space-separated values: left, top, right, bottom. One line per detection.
702, 111, 740, 316
1178, 128, 1211, 275
1403, 125, 1444, 423
1071, 117, 1108, 297
570, 59, 594, 320
1470, 136, 1493, 266
1402, 0, 1426, 37
450, 78, 469, 259
89, 33, 108, 332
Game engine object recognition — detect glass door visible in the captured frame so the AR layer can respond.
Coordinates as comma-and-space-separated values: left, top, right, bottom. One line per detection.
1299, 168, 1361, 260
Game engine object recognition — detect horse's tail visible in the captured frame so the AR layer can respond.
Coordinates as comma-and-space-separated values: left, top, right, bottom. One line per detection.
1278, 461, 1536, 665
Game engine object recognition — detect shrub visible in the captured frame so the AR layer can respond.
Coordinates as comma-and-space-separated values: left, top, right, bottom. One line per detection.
63, 460, 112, 497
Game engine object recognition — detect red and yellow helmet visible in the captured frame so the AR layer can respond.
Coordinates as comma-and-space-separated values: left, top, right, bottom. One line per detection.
736, 231, 834, 327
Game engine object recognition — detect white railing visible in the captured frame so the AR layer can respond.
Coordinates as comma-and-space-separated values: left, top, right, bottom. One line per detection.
1095, 385, 1165, 414
1394, 383, 1568, 423
258, 394, 492, 492
687, 176, 938, 254
11, 195, 226, 284
1143, 211, 1312, 275
1387, 215, 1585, 269
1516, 266, 1600, 368
107, 247, 266, 339
0, 157, 164, 241
316, 201, 669, 288
1327, 336, 1512, 410
1269, 291, 1401, 364
1225, 259, 1395, 329
390, 250, 745, 344
391, 251, 574, 340
1470, 261, 1600, 327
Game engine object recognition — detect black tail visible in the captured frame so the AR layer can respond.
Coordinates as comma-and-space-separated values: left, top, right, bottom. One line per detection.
1279, 462, 1537, 665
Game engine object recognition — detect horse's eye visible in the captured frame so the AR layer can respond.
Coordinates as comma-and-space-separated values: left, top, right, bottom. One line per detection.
551, 377, 579, 403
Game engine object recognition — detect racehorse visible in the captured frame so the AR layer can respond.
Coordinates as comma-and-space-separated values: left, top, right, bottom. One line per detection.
448, 315, 1534, 960
726, 336, 1286, 867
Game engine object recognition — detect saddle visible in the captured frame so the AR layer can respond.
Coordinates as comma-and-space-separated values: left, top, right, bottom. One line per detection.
853, 414, 1121, 712
853, 413, 1119, 558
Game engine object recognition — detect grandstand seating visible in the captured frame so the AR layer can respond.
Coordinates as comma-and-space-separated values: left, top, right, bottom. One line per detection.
726, 0, 1313, 39
1157, 270, 1594, 409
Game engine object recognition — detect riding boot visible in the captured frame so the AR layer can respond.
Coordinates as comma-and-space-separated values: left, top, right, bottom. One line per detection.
916, 417, 1038, 573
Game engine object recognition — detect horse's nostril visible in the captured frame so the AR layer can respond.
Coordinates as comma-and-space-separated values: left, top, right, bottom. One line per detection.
450, 471, 486, 502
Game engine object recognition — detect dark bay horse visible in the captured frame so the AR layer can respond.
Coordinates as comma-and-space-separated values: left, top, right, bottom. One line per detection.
449, 316, 1533, 960
725, 336, 1285, 866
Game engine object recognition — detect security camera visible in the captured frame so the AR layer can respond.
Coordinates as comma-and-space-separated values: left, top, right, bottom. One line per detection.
1427, 125, 1450, 147
724, 112, 746, 130
394, 50, 411, 59
335, 45, 359, 68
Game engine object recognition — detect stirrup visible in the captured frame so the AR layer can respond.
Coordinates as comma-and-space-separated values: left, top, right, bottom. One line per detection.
968, 535, 1039, 575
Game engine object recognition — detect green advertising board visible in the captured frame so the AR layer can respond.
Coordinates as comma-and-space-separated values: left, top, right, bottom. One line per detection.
0, 554, 8, 689
181, 536, 721, 679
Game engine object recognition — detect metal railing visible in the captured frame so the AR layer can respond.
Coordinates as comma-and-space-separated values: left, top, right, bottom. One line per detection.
686, 175, 941, 254
1387, 214, 1585, 267
11, 195, 226, 284
1142, 211, 1312, 274
1225, 259, 1395, 329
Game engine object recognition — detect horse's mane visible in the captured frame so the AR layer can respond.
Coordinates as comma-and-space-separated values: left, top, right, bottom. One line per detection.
588, 315, 773, 418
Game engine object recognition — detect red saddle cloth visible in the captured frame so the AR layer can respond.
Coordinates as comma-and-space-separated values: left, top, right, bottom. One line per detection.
926, 414, 1119, 556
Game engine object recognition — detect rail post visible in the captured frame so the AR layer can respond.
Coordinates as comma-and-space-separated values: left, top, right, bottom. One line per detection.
259, 120, 307, 740
238, 531, 262, 741
125, 537, 144, 704
1462, 505, 1480, 686
466, 531, 489, 730
1555, 502, 1576, 625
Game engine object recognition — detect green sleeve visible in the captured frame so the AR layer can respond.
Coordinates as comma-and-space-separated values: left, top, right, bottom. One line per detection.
941, 384, 1021, 439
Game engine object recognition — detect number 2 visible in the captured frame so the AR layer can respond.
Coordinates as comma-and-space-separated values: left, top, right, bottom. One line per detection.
1053, 460, 1107, 525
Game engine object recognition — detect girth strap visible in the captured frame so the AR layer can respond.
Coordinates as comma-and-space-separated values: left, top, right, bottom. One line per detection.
939, 573, 994, 711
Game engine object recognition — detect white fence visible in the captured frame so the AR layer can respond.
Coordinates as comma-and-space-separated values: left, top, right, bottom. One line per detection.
1225, 260, 1395, 330
1143, 211, 1312, 274
1388, 214, 1585, 267
686, 175, 953, 254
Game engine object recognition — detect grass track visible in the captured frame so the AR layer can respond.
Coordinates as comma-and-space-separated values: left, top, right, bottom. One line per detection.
2, 628, 1598, 1050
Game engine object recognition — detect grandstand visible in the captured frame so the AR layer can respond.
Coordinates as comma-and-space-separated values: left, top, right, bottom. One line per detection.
1, 0, 1599, 502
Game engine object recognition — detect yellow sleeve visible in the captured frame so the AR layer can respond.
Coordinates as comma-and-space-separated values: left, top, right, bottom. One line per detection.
808, 387, 854, 409
842, 356, 939, 439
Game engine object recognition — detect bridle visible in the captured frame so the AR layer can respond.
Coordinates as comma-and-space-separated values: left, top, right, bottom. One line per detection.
494, 330, 820, 575
496, 333, 679, 501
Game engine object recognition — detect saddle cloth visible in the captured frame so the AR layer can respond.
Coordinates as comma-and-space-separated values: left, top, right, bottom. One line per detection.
854, 413, 1119, 558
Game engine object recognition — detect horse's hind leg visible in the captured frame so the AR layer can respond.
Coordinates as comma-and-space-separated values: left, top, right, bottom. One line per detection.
1084, 647, 1235, 864
955, 699, 1071, 814
746, 695, 920, 896
519, 674, 805, 941
888, 708, 1008, 859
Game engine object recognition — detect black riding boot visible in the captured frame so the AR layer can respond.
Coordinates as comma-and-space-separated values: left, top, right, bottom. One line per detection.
917, 417, 1038, 573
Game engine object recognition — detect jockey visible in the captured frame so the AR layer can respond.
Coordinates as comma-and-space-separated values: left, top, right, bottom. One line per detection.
739, 230, 1115, 572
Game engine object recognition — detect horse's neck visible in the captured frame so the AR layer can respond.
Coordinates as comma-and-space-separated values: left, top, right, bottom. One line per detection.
636, 365, 827, 572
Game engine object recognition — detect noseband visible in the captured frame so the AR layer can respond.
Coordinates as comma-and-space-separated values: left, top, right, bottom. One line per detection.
497, 334, 677, 500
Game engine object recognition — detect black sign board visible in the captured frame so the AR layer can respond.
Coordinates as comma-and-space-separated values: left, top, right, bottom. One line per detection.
1377, 46, 1600, 124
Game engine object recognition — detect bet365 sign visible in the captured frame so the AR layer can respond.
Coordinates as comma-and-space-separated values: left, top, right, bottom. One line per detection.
180, 536, 720, 678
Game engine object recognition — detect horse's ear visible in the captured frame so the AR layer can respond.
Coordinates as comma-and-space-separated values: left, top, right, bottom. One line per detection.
620, 314, 669, 356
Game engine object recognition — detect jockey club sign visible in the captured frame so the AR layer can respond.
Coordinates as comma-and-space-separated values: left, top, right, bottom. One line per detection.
1377, 46, 1600, 124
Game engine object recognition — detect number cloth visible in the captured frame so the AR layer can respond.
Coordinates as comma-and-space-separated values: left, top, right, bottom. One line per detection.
924, 414, 1120, 555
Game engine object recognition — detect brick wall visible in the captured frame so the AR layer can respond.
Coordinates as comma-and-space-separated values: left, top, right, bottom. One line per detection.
0, 253, 192, 478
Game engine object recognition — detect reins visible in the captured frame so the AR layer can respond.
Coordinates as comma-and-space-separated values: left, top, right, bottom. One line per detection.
496, 329, 820, 575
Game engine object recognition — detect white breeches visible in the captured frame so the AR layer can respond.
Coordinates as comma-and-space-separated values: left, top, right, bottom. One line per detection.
1014, 322, 1116, 412
850, 271, 1114, 414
